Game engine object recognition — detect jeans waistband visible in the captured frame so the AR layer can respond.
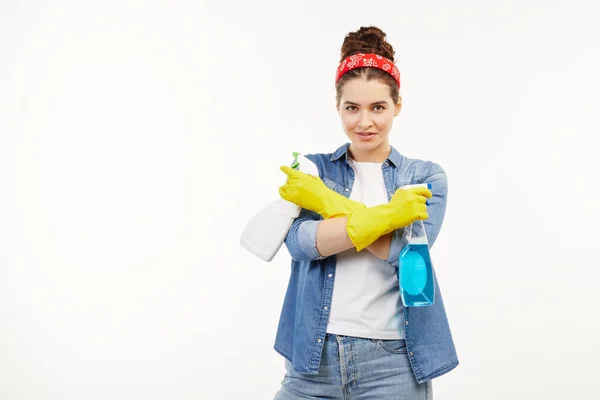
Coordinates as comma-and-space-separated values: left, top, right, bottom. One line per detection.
325, 333, 405, 344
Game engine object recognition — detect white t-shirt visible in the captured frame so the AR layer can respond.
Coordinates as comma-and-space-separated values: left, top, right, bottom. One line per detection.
325, 158, 405, 339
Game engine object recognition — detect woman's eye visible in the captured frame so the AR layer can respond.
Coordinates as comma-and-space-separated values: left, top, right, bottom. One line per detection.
374, 105, 385, 111
346, 106, 357, 111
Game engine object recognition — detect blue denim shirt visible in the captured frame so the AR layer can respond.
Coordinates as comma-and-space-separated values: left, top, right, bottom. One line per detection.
273, 143, 459, 384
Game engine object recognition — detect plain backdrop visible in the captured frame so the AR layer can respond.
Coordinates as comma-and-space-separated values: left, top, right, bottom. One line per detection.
1, 1, 599, 399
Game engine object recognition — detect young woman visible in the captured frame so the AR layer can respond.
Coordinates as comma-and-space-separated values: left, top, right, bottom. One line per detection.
272, 26, 458, 400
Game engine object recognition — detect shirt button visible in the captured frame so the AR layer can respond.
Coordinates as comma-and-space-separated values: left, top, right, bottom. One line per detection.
317, 338, 322, 343
409, 351, 414, 357
328, 274, 333, 278
405, 321, 409, 325
324, 306, 328, 311
344, 188, 349, 192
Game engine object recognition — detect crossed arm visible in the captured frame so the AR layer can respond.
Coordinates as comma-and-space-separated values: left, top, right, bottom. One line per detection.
315, 217, 391, 260
283, 165, 447, 266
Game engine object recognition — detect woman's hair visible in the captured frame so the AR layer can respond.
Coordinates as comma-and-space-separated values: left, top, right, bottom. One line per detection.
336, 26, 400, 106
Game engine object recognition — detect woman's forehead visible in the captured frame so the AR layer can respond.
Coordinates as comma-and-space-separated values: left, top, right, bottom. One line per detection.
340, 78, 392, 104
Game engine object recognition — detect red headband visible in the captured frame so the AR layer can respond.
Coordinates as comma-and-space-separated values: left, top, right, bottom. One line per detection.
335, 53, 400, 88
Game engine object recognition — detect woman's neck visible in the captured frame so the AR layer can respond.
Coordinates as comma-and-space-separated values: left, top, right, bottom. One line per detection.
348, 143, 391, 163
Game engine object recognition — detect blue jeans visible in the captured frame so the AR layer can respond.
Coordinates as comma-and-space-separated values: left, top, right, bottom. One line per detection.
274, 334, 433, 399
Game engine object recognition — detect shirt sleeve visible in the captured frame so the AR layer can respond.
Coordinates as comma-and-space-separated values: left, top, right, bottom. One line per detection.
386, 162, 448, 267
284, 208, 327, 261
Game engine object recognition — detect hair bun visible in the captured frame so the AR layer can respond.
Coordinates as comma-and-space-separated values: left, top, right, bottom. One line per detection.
340, 26, 395, 63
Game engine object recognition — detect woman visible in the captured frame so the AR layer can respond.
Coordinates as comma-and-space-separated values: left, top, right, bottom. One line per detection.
272, 26, 458, 400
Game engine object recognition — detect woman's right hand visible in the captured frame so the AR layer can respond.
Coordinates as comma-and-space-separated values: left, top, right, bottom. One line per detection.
388, 186, 432, 227
345, 187, 432, 251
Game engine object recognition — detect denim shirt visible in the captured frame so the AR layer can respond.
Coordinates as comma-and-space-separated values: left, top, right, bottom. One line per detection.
273, 143, 459, 384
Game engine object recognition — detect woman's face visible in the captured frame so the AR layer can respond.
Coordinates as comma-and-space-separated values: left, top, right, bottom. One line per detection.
336, 77, 401, 162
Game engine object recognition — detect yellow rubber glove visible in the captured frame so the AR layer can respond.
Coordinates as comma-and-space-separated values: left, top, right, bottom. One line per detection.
345, 186, 432, 251
278, 165, 366, 219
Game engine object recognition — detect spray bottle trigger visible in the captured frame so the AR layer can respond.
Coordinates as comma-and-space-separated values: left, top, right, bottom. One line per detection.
290, 152, 300, 169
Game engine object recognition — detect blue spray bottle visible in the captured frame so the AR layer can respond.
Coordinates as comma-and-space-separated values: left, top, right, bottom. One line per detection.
398, 183, 435, 307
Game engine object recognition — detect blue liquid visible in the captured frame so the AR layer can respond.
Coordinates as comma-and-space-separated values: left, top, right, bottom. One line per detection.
399, 244, 435, 307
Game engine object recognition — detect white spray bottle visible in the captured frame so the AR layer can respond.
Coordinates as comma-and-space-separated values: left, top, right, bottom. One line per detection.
240, 153, 320, 262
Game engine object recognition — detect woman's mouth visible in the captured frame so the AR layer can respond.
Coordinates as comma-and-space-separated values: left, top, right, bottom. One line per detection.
356, 132, 377, 140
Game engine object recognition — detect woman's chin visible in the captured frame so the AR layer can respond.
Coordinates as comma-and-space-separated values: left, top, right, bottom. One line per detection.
352, 138, 382, 151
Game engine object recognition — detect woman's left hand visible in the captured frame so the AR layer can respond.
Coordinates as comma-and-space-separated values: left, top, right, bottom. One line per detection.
278, 166, 329, 214
278, 166, 366, 219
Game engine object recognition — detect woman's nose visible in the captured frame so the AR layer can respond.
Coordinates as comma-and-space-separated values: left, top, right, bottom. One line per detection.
358, 112, 372, 129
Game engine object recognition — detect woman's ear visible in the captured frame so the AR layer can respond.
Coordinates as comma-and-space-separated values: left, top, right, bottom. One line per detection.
394, 96, 402, 116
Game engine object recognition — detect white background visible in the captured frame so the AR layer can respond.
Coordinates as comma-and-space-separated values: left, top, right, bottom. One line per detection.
1, 1, 599, 399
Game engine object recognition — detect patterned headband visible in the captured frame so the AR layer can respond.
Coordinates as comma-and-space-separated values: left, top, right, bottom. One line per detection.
335, 53, 400, 88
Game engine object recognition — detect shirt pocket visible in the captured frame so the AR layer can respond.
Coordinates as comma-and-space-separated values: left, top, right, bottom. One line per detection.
393, 180, 414, 196
322, 177, 346, 196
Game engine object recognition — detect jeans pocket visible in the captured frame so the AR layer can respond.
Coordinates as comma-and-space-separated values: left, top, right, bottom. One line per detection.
377, 339, 408, 354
